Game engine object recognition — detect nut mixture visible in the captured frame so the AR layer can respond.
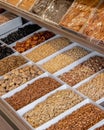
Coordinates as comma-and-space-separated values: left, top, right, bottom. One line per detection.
78, 72, 104, 101
24, 89, 83, 128
60, 0, 100, 31
0, 65, 43, 96
18, 0, 36, 11
1, 24, 41, 45
96, 125, 104, 130
42, 46, 89, 73
25, 37, 71, 62
47, 103, 104, 130
59, 56, 104, 86
13, 30, 55, 53
83, 3, 104, 41
5, 77, 61, 110
0, 45, 14, 60
0, 55, 27, 76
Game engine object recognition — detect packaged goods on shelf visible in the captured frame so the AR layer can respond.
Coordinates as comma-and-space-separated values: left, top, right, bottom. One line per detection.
25, 37, 71, 62
0, 23, 41, 45
47, 103, 104, 130
6, 0, 22, 6
77, 71, 104, 101
32, 0, 52, 16
5, 77, 61, 110
13, 30, 55, 53
23, 89, 83, 128
60, 0, 100, 32
0, 64, 43, 96
42, 46, 90, 73
83, 3, 104, 44
43, 0, 74, 24
18, 0, 36, 11
59, 56, 104, 86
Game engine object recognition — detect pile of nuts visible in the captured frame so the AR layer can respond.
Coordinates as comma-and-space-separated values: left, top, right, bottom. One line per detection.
59, 56, 104, 86
5, 77, 61, 110
47, 103, 104, 130
0, 55, 27, 76
24, 89, 83, 128
1, 24, 41, 45
78, 72, 104, 101
25, 37, 71, 62
0, 45, 14, 60
13, 30, 55, 53
42, 46, 89, 73
0, 65, 43, 96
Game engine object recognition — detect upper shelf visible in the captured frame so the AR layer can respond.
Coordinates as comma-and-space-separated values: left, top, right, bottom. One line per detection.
0, 1, 104, 55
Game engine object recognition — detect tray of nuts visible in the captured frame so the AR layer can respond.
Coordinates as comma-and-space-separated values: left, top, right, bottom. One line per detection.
54, 47, 94, 77
2, 72, 63, 111
0, 61, 44, 98
0, 22, 41, 45
24, 35, 72, 63
76, 69, 104, 103
8, 27, 46, 47
41, 99, 104, 130
38, 44, 91, 74
14, 84, 84, 129
11, 29, 55, 53
57, 52, 104, 87
22, 34, 59, 56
